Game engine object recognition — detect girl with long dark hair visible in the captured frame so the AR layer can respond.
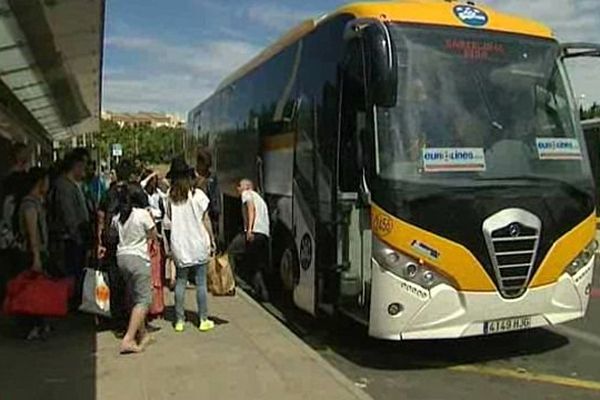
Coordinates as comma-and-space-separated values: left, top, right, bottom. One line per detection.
165, 157, 215, 332
112, 184, 157, 353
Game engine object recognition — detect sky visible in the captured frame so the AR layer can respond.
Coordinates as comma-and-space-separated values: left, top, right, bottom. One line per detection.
103, 0, 600, 117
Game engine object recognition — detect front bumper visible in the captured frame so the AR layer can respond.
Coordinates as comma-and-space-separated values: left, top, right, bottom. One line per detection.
368, 256, 595, 340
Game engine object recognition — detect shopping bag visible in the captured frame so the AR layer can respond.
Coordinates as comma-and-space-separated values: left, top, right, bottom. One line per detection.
148, 241, 165, 316
2, 271, 71, 317
208, 254, 236, 296
79, 268, 111, 317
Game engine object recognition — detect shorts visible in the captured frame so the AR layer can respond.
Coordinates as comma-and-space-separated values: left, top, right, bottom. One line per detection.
117, 254, 152, 308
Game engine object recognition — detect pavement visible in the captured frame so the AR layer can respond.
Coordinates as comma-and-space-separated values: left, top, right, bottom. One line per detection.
3, 235, 600, 400
260, 244, 600, 400
0, 289, 372, 400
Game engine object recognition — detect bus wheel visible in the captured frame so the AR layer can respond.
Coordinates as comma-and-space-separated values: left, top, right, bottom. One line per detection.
279, 246, 298, 293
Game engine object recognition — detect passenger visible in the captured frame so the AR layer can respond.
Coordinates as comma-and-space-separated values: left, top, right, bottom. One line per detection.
109, 169, 118, 187
0, 143, 30, 252
1, 142, 30, 180
16, 168, 52, 340
112, 184, 157, 354
165, 156, 215, 333
196, 147, 220, 248
97, 159, 148, 333
88, 161, 108, 208
228, 179, 270, 302
141, 170, 167, 232
0, 144, 30, 298
141, 169, 167, 319
47, 150, 91, 278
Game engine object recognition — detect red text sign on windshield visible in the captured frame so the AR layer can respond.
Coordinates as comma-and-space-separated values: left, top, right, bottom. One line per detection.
445, 39, 506, 60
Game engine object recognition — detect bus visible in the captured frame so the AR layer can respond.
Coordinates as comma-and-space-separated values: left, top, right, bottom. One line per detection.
188, 0, 600, 340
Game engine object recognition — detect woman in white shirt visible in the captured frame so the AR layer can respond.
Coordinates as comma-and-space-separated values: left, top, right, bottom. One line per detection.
112, 186, 157, 354
165, 157, 215, 333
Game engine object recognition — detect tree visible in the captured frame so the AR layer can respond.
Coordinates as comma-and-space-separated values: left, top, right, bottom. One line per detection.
581, 102, 600, 120
95, 120, 186, 165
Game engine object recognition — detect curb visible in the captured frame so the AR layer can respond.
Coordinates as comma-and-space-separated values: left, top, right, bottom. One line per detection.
237, 289, 374, 400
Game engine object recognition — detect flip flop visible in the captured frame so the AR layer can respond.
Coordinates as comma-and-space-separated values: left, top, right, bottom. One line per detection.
119, 343, 143, 355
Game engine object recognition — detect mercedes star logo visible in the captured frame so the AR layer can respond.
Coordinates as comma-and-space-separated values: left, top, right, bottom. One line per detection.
509, 223, 521, 238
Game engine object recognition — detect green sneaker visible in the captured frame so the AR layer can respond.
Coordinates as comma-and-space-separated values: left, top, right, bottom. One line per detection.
199, 319, 215, 332
174, 321, 185, 332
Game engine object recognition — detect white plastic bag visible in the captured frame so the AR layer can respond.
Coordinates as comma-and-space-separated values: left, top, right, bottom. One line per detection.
79, 268, 111, 317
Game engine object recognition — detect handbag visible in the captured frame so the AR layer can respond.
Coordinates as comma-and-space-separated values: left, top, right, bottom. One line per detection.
2, 271, 72, 317
208, 254, 236, 296
79, 268, 111, 317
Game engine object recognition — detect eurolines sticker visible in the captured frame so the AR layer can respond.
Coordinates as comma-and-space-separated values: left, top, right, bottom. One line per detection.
536, 138, 582, 160
422, 148, 486, 172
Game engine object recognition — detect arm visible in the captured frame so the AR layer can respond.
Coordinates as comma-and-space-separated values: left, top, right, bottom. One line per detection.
202, 211, 216, 253
96, 209, 106, 259
245, 200, 256, 242
140, 172, 157, 189
143, 209, 158, 244
23, 208, 42, 272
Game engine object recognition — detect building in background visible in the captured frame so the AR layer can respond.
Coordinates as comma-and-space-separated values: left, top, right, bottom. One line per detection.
102, 111, 184, 128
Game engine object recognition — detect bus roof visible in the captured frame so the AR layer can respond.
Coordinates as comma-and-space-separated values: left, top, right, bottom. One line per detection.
215, 0, 554, 92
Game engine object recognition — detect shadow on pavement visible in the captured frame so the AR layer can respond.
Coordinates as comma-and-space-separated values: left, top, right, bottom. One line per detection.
0, 314, 97, 400
263, 292, 570, 372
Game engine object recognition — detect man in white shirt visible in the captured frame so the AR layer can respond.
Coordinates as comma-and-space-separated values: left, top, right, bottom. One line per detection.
228, 179, 270, 301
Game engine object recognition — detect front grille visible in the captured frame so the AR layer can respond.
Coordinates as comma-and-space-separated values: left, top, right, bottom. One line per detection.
482, 209, 541, 299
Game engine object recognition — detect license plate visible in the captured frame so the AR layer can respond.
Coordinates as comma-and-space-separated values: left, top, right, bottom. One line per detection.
483, 316, 532, 335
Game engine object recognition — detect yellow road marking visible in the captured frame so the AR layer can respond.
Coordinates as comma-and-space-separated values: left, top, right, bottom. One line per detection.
450, 364, 600, 392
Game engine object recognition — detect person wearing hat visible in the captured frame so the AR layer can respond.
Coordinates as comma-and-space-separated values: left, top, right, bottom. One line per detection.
164, 156, 216, 332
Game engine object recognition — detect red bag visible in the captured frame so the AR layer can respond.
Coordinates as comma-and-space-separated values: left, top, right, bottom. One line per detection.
2, 271, 72, 317
148, 241, 164, 317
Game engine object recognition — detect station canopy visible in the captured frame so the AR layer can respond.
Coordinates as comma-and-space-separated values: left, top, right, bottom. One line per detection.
0, 0, 103, 143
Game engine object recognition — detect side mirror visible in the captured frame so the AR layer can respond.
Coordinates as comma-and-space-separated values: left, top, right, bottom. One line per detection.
363, 23, 397, 108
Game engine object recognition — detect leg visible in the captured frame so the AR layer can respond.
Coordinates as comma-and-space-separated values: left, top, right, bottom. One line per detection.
120, 305, 146, 353
174, 267, 189, 323
107, 253, 127, 331
249, 235, 269, 301
120, 258, 151, 354
194, 263, 209, 321
195, 262, 214, 331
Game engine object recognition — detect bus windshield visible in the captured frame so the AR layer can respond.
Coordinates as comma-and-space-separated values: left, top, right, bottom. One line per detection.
376, 24, 592, 188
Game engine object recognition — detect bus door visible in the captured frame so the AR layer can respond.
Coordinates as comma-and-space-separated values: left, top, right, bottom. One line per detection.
335, 37, 373, 320
292, 94, 319, 315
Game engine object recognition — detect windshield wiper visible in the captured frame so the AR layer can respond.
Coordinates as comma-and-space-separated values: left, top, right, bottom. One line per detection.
473, 69, 504, 131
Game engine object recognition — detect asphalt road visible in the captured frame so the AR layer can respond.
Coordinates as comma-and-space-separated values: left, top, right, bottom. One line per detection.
259, 266, 600, 400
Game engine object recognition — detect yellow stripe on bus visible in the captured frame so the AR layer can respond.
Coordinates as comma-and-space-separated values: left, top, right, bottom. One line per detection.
338, 0, 553, 39
372, 205, 595, 292
218, 1, 554, 93
372, 204, 496, 291
530, 212, 596, 287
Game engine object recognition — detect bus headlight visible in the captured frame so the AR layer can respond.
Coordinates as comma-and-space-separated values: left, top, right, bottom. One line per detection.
373, 238, 450, 289
566, 240, 598, 276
